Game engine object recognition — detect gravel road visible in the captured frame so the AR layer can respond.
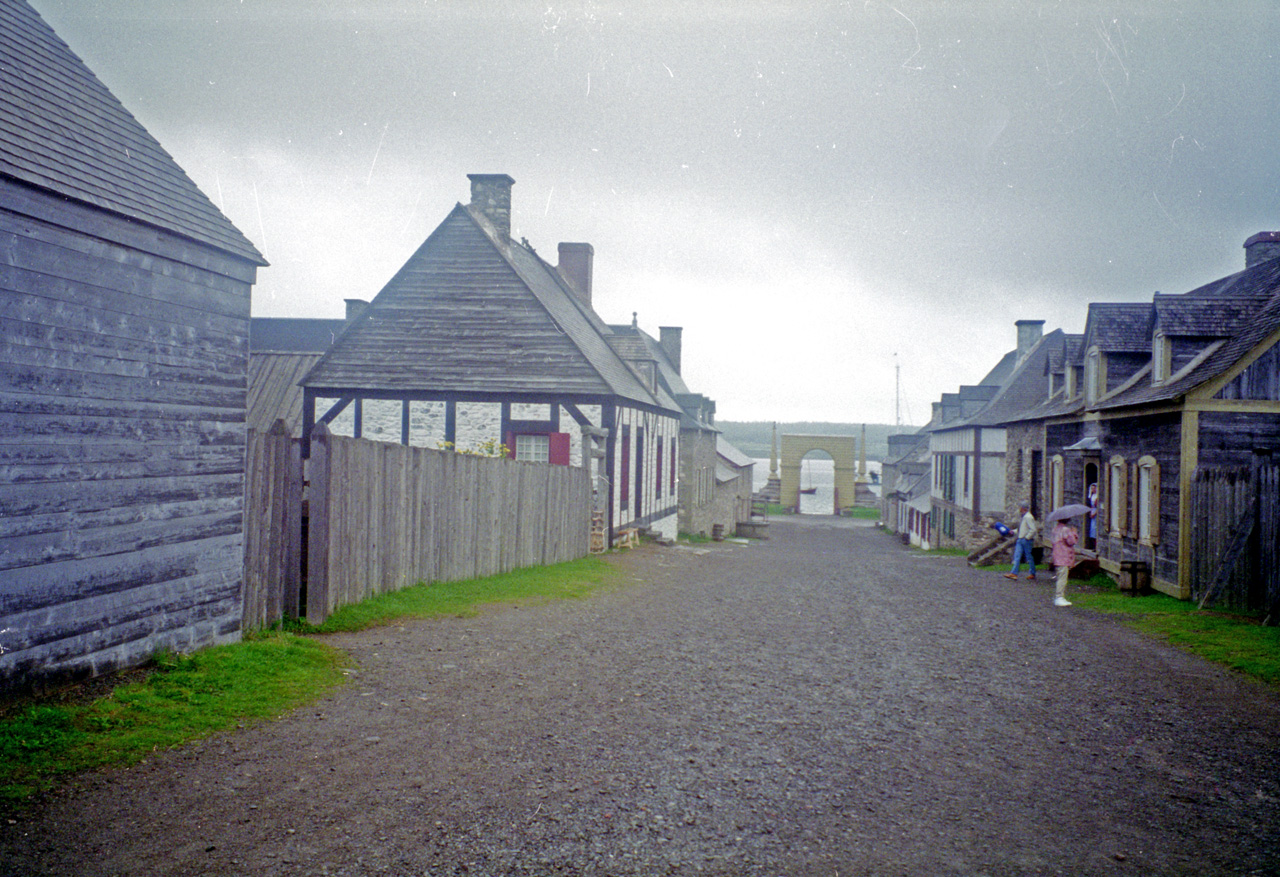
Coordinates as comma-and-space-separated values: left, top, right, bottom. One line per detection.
3, 515, 1279, 876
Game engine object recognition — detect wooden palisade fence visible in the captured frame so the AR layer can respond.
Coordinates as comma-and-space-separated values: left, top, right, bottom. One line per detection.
1190, 460, 1280, 622
244, 420, 592, 628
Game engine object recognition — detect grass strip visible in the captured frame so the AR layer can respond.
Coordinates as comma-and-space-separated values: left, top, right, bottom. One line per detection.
0, 634, 347, 805
1071, 574, 1280, 687
292, 555, 616, 634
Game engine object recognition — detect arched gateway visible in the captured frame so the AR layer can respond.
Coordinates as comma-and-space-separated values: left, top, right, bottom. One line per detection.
780, 434, 859, 514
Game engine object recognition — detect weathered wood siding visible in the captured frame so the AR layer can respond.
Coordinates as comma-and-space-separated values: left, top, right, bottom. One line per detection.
0, 187, 254, 691
291, 424, 591, 624
1190, 463, 1280, 616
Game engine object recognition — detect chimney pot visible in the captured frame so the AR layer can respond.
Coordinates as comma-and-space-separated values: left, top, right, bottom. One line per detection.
1244, 232, 1280, 268
467, 173, 515, 241
557, 242, 594, 306
659, 326, 683, 374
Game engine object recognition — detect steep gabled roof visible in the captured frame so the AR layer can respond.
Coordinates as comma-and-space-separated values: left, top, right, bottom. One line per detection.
968, 329, 1066, 426
0, 1, 265, 265
1082, 302, 1151, 354
1094, 256, 1280, 411
302, 204, 666, 410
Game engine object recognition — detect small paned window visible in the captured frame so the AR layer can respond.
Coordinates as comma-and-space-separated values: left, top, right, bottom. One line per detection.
515, 434, 549, 463
1138, 455, 1160, 545
1108, 456, 1127, 538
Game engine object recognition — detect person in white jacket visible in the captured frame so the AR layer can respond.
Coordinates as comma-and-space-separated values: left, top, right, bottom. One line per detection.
1004, 504, 1038, 581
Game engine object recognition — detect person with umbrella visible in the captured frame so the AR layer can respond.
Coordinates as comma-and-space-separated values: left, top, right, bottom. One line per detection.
1003, 503, 1038, 581
1045, 503, 1090, 606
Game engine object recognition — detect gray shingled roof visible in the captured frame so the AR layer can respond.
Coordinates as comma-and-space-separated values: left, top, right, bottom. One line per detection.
303, 204, 672, 412
1093, 256, 1280, 411
1083, 303, 1151, 354
1151, 294, 1264, 337
0, 1, 264, 265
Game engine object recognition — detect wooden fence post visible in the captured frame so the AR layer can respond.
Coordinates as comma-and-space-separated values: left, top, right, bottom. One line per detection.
307, 421, 332, 624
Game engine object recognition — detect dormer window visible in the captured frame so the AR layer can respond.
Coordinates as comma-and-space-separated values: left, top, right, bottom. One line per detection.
1064, 365, 1077, 399
1084, 347, 1105, 405
1152, 332, 1170, 384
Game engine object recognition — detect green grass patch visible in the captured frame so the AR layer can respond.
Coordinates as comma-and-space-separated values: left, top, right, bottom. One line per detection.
0, 633, 346, 805
1071, 574, 1280, 687
843, 507, 881, 520
292, 555, 617, 635
766, 503, 789, 515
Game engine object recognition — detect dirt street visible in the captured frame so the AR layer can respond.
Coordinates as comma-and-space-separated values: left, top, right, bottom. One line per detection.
3, 516, 1279, 876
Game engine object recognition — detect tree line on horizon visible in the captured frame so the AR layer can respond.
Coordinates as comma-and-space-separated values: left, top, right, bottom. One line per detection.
715, 421, 919, 460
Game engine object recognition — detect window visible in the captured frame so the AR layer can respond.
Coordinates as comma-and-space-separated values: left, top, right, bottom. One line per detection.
655, 435, 663, 499
1138, 455, 1160, 544
1107, 455, 1127, 537
514, 434, 549, 463
1153, 332, 1170, 383
620, 428, 630, 504
1085, 347, 1104, 405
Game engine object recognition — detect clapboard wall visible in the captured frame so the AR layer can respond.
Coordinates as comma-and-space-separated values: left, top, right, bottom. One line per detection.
0, 180, 258, 691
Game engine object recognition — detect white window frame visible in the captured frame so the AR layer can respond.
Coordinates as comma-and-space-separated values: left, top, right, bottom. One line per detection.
1107, 455, 1127, 538
515, 434, 550, 463
1137, 455, 1160, 545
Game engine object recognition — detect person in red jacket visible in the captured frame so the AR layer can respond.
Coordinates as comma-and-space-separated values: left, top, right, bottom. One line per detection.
1051, 520, 1079, 607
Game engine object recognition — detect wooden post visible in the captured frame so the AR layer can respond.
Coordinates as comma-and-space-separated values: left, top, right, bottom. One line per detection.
283, 434, 303, 619
306, 421, 332, 624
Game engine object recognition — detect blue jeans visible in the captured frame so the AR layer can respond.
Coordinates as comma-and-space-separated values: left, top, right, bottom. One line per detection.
1011, 538, 1035, 575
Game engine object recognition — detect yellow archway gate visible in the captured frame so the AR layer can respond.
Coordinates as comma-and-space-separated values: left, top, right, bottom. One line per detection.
780, 434, 859, 514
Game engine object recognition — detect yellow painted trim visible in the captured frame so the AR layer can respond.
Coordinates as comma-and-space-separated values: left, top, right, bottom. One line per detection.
1178, 410, 1198, 598
1186, 399, 1280, 413
1192, 324, 1280, 399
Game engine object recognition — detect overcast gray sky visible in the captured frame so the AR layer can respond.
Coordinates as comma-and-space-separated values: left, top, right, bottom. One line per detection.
29, 0, 1280, 425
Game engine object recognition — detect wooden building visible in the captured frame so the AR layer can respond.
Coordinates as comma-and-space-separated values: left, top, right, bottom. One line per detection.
0, 2, 266, 689
299, 174, 683, 544
1043, 239, 1280, 599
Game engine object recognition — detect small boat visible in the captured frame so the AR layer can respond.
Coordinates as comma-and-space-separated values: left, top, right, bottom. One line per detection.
799, 460, 817, 494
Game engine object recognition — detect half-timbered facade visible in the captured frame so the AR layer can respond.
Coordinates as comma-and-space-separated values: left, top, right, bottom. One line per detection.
300, 174, 683, 543
0, 1, 266, 689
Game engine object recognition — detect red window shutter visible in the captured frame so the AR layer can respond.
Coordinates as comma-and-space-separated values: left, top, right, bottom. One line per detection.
548, 432, 570, 466
620, 431, 630, 503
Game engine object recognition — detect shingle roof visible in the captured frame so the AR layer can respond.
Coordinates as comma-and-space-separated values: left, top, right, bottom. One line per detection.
302, 204, 672, 412
967, 329, 1066, 426
1094, 256, 1280, 411
247, 352, 323, 435
1083, 303, 1151, 353
0, 1, 265, 265
251, 318, 347, 353
1151, 294, 1262, 337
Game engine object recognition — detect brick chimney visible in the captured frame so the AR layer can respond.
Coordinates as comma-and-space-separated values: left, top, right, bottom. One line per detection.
1016, 319, 1045, 361
1244, 232, 1280, 268
659, 326, 683, 374
557, 242, 594, 306
467, 173, 514, 241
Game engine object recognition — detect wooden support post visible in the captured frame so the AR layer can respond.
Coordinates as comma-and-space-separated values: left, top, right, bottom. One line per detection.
307, 421, 332, 624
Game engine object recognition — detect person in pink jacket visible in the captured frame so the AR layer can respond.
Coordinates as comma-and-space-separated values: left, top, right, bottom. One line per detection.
1051, 521, 1079, 607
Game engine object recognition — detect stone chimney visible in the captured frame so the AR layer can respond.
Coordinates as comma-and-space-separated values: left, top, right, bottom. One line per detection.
1016, 319, 1045, 361
344, 298, 369, 325
659, 326, 683, 374
1244, 232, 1280, 268
467, 173, 515, 241
557, 242, 594, 306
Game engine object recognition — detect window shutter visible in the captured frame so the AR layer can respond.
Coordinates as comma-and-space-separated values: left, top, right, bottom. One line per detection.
548, 432, 571, 466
